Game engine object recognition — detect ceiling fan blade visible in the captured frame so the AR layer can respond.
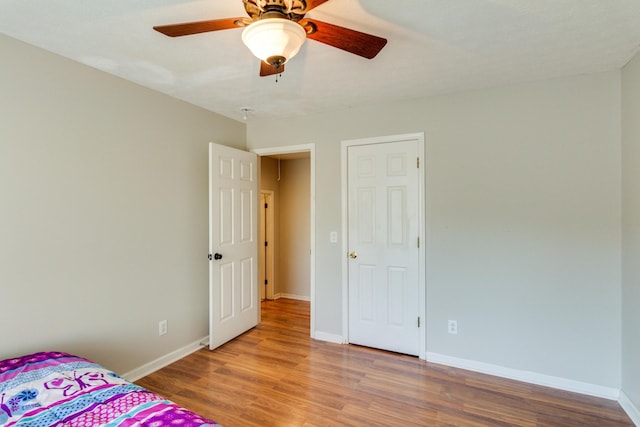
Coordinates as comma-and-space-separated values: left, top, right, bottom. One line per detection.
153, 18, 247, 37
301, 0, 330, 12
260, 61, 285, 77
300, 18, 387, 59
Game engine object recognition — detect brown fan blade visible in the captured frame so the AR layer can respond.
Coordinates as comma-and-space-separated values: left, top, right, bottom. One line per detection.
301, 0, 330, 13
153, 18, 247, 37
260, 61, 285, 77
300, 18, 387, 59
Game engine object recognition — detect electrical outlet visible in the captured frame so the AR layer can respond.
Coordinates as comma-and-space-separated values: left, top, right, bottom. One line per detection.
159, 320, 168, 336
448, 320, 458, 335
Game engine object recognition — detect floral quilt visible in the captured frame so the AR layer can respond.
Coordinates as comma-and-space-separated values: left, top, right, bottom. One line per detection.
0, 351, 221, 427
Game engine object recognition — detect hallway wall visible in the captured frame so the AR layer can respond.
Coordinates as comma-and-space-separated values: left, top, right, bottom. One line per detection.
259, 157, 311, 299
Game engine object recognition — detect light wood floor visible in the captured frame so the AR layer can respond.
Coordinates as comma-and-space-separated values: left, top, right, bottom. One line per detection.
137, 298, 632, 426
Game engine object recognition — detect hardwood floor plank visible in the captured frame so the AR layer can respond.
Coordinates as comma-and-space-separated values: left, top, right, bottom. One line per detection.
137, 299, 633, 426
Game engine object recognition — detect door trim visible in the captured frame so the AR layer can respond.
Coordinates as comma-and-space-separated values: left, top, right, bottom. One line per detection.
341, 133, 426, 359
252, 144, 316, 338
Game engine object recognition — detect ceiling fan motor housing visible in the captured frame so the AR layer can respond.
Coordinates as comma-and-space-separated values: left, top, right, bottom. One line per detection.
244, 0, 310, 20
266, 56, 286, 68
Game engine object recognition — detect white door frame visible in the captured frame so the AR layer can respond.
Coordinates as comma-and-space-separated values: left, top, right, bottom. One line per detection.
251, 144, 316, 337
341, 133, 426, 359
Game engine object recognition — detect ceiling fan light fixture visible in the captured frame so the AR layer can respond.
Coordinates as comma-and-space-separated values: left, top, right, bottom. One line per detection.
242, 18, 306, 67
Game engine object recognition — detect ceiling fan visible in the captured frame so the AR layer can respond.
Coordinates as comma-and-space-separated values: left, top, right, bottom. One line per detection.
153, 0, 387, 77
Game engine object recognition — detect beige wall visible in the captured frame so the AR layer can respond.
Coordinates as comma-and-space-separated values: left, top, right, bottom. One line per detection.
0, 34, 245, 374
247, 71, 622, 389
259, 157, 310, 299
621, 50, 640, 414
278, 158, 311, 299
259, 157, 280, 296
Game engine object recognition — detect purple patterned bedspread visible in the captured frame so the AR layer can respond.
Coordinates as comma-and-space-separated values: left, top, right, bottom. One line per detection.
0, 352, 221, 427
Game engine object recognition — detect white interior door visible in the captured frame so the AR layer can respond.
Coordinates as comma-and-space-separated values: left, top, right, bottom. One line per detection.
347, 139, 421, 356
209, 142, 258, 350
259, 191, 275, 300
259, 193, 267, 301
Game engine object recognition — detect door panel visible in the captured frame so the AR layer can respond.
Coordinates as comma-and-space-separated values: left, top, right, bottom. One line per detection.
219, 188, 233, 245
209, 142, 258, 350
240, 189, 253, 242
387, 267, 406, 326
348, 139, 420, 356
241, 257, 254, 310
220, 262, 234, 320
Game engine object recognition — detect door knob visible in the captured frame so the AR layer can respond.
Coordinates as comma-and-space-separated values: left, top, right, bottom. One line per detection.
349, 251, 358, 259
214, 253, 223, 260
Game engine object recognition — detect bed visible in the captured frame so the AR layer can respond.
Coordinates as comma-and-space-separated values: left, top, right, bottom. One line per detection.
0, 351, 221, 426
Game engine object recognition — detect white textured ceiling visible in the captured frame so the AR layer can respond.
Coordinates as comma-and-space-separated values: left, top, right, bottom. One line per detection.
1, 0, 640, 122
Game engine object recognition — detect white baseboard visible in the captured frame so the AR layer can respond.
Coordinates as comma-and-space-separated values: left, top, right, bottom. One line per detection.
426, 352, 620, 401
312, 330, 345, 344
274, 293, 310, 301
619, 391, 640, 426
121, 336, 208, 382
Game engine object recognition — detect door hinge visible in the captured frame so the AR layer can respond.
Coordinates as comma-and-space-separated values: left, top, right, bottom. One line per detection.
264, 279, 268, 285
417, 157, 420, 168
265, 203, 268, 209
417, 237, 420, 248
418, 316, 421, 328
265, 241, 268, 247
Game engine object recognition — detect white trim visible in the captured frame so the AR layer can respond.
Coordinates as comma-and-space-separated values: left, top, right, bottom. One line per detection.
251, 144, 316, 339
253, 144, 314, 156
314, 331, 346, 344
340, 133, 427, 358
121, 336, 208, 382
426, 352, 620, 401
417, 135, 426, 360
620, 391, 640, 426
340, 141, 350, 345
340, 142, 349, 344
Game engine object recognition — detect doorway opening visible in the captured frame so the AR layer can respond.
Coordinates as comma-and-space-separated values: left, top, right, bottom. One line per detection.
253, 144, 316, 338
